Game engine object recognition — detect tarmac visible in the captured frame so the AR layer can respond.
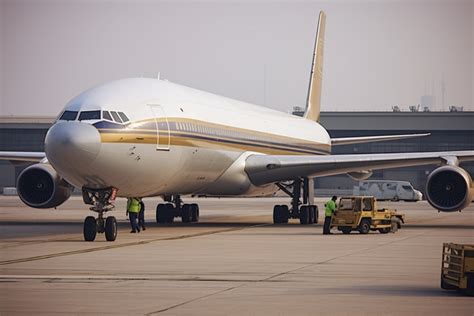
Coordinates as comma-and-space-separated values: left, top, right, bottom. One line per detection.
0, 196, 473, 315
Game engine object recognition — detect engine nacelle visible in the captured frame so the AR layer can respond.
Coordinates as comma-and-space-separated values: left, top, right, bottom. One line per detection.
426, 165, 473, 212
17, 163, 73, 209
347, 170, 373, 181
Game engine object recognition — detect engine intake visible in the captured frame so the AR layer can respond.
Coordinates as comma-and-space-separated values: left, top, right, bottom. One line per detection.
17, 163, 73, 209
426, 165, 473, 212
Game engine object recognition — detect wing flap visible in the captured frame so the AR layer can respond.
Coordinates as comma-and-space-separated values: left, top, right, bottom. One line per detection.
245, 151, 474, 186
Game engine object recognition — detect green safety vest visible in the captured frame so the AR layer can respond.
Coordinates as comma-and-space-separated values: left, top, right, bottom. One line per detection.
325, 199, 336, 217
127, 198, 141, 213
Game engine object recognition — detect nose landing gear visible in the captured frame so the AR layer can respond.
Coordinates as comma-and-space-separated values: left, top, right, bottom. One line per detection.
82, 187, 117, 242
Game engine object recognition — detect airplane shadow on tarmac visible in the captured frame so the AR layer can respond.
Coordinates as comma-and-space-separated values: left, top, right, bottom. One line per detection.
326, 285, 469, 297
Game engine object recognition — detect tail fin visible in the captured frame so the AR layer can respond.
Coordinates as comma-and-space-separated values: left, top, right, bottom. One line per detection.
304, 11, 326, 122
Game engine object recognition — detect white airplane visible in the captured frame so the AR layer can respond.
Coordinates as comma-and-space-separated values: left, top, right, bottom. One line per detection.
1, 11, 473, 241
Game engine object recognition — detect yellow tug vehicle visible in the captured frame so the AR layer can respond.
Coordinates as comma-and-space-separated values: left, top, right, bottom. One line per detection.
331, 196, 405, 234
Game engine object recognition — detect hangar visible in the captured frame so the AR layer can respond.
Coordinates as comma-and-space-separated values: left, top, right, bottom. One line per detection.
0, 111, 473, 196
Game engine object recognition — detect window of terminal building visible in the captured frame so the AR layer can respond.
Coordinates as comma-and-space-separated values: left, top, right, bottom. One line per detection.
78, 110, 101, 121
59, 111, 78, 121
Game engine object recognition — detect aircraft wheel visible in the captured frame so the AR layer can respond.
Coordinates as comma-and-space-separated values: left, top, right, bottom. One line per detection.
299, 206, 309, 225
191, 204, 200, 222
105, 216, 117, 241
308, 206, 314, 223
273, 205, 289, 224
182, 204, 191, 223
84, 216, 97, 242
311, 205, 319, 224
165, 203, 175, 223
156, 203, 166, 223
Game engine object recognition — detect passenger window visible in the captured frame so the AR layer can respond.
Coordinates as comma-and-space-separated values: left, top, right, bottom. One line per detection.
78, 110, 101, 121
118, 112, 129, 122
102, 111, 113, 121
110, 111, 123, 123
402, 185, 412, 191
59, 111, 78, 121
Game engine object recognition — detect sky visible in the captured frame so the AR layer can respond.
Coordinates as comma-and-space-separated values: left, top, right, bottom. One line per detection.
0, 0, 473, 117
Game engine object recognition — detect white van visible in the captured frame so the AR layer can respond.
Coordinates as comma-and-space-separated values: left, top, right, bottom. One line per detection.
353, 180, 423, 202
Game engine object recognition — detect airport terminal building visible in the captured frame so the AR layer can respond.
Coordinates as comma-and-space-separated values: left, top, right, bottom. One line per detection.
1, 111, 473, 196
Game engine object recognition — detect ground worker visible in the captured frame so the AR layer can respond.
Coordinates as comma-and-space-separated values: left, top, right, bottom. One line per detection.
323, 195, 337, 235
138, 200, 146, 231
126, 197, 141, 233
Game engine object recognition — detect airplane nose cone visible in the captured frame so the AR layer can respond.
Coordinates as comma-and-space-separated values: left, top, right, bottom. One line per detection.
45, 122, 101, 169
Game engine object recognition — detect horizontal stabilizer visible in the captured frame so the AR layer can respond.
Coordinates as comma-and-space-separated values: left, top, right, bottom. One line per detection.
331, 133, 430, 146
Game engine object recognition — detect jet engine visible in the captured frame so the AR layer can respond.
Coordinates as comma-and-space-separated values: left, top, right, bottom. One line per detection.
17, 163, 73, 209
426, 165, 473, 212
347, 170, 373, 181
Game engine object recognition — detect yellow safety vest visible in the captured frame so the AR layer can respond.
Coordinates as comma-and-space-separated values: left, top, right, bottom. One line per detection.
127, 198, 141, 213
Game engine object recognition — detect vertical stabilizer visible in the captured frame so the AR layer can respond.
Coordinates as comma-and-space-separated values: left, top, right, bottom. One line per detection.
304, 11, 326, 122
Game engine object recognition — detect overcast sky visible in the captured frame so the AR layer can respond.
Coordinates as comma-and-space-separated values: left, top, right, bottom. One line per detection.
0, 0, 472, 117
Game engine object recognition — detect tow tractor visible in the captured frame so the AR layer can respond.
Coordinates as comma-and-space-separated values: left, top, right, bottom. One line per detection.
330, 196, 405, 234
441, 243, 474, 296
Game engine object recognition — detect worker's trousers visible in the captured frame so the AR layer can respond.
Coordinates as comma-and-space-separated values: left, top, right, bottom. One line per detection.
323, 216, 332, 234
138, 209, 145, 229
129, 212, 140, 232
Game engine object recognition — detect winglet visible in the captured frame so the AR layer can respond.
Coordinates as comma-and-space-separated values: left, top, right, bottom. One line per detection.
304, 11, 326, 122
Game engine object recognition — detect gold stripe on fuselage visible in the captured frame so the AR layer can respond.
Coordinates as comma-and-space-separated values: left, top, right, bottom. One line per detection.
97, 117, 331, 156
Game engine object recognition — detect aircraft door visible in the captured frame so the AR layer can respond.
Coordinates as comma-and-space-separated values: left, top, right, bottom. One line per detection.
148, 104, 170, 151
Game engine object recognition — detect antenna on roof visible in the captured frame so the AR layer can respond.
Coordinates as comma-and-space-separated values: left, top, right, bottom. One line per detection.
157, 72, 161, 80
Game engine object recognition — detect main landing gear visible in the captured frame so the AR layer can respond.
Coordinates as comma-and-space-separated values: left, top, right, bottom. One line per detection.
156, 195, 200, 224
82, 187, 117, 242
273, 178, 319, 225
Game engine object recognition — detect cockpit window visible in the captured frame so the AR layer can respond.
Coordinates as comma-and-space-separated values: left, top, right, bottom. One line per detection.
102, 111, 113, 121
118, 112, 130, 123
59, 111, 78, 121
78, 110, 101, 121
110, 111, 123, 123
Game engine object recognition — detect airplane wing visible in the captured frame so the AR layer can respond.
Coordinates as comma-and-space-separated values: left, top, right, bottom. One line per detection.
244, 151, 474, 185
0, 151, 46, 163
331, 133, 430, 146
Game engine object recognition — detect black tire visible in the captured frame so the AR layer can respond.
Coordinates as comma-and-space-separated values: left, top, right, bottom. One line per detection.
83, 216, 97, 242
341, 227, 352, 234
273, 205, 282, 224
105, 216, 117, 241
311, 205, 319, 224
308, 206, 314, 224
165, 203, 175, 223
182, 204, 191, 223
191, 203, 200, 222
379, 227, 391, 234
156, 203, 165, 223
358, 218, 371, 234
391, 218, 400, 233
281, 205, 289, 223
300, 206, 309, 225
392, 195, 399, 202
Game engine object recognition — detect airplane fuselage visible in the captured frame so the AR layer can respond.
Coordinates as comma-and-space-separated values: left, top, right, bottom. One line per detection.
45, 78, 331, 198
